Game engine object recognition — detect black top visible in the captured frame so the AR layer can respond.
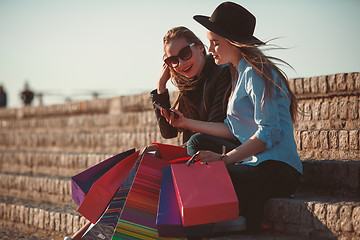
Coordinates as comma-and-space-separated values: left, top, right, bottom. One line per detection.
150, 55, 232, 144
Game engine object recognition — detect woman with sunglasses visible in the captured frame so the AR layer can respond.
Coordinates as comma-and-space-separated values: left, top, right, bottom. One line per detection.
163, 2, 303, 233
150, 26, 234, 145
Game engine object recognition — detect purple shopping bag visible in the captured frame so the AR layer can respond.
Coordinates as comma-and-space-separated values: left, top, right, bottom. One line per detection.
71, 148, 135, 206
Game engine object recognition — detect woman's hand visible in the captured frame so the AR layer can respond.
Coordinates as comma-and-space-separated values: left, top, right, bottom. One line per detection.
157, 63, 171, 94
194, 150, 222, 163
160, 108, 187, 128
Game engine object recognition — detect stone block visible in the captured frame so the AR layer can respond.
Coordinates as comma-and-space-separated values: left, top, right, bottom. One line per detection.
318, 75, 328, 94
295, 78, 304, 94
336, 73, 347, 91
66, 214, 73, 235
339, 130, 349, 151
349, 130, 359, 150
328, 75, 337, 92
311, 131, 320, 149
348, 101, 359, 120
340, 205, 353, 232
61, 213, 67, 232
313, 203, 327, 230
310, 76, 319, 94
54, 212, 61, 232
312, 102, 321, 120
338, 101, 348, 120
327, 203, 341, 233
320, 131, 329, 149
303, 77, 311, 93
301, 131, 311, 149
329, 130, 339, 149
44, 211, 50, 230
38, 209, 45, 229
72, 215, 81, 234
352, 206, 360, 236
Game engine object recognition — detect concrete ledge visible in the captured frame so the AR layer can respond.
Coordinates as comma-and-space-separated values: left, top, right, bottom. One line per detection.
0, 131, 180, 153
288, 72, 360, 99
0, 194, 358, 239
0, 173, 72, 204
301, 159, 360, 196
295, 99, 360, 131
1, 98, 359, 133
264, 195, 360, 239
0, 151, 115, 177
295, 129, 360, 160
0, 196, 86, 236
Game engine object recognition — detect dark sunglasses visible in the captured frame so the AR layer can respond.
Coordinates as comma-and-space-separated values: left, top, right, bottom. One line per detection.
164, 43, 195, 68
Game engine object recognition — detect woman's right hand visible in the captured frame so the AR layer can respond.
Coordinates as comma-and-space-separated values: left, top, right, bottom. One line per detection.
160, 108, 187, 128
157, 63, 171, 94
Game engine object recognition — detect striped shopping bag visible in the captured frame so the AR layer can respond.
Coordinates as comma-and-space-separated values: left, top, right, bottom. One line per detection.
111, 153, 185, 240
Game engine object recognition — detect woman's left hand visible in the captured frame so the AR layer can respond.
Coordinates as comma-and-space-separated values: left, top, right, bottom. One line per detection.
194, 150, 222, 163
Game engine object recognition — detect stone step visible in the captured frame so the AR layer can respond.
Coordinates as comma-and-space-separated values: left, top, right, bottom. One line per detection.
295, 129, 360, 160
295, 98, 359, 131
0, 192, 358, 239
0, 150, 117, 177
301, 159, 359, 197
0, 98, 359, 134
0, 195, 86, 237
288, 72, 359, 100
264, 192, 360, 239
0, 131, 180, 153
0, 158, 358, 206
0, 111, 159, 133
1, 129, 358, 160
0, 173, 72, 205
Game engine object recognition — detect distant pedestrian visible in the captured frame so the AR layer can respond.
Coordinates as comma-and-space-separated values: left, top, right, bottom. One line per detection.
0, 84, 7, 108
20, 82, 34, 106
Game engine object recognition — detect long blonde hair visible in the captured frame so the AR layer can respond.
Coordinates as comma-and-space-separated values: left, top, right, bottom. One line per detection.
228, 40, 298, 122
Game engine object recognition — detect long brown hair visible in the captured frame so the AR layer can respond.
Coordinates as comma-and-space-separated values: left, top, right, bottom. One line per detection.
227, 40, 298, 122
163, 26, 207, 119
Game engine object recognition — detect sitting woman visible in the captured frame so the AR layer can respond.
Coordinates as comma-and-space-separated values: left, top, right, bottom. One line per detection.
161, 2, 303, 233
150, 26, 234, 145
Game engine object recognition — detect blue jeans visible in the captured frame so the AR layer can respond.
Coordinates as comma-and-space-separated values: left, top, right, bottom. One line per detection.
187, 133, 240, 156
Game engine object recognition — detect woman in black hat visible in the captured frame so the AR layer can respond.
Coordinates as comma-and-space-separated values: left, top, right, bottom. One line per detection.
150, 26, 234, 145
162, 2, 303, 232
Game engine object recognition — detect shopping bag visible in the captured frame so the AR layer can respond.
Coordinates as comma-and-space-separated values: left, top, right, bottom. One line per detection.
71, 148, 135, 206
152, 142, 189, 162
78, 150, 140, 224
171, 161, 239, 226
112, 153, 183, 240
156, 166, 214, 238
82, 188, 130, 240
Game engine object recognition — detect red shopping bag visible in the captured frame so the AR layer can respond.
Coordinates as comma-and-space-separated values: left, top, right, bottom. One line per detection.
152, 142, 189, 162
171, 161, 239, 226
78, 150, 140, 224
71, 149, 135, 206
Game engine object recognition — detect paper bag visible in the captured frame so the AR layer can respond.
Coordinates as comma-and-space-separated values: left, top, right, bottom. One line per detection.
78, 150, 140, 224
156, 166, 213, 238
112, 154, 184, 240
71, 149, 135, 206
171, 161, 239, 226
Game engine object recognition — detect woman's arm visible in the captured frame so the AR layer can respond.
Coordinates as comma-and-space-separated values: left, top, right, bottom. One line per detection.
150, 89, 179, 139
163, 109, 234, 140
194, 134, 266, 164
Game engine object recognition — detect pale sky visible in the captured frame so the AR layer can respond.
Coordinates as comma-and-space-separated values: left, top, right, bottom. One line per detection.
1, 0, 359, 107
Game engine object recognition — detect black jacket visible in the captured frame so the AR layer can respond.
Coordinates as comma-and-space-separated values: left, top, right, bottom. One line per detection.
151, 55, 232, 144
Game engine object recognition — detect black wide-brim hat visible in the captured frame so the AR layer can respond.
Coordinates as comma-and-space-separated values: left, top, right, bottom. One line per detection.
193, 1, 263, 45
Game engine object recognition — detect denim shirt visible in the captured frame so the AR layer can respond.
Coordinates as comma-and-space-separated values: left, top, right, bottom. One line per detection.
224, 58, 303, 174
